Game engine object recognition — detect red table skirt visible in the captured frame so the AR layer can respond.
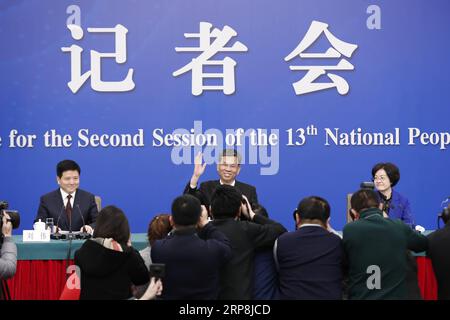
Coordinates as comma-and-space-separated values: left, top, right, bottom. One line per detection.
416, 256, 438, 300
6, 258, 438, 300
6, 260, 74, 300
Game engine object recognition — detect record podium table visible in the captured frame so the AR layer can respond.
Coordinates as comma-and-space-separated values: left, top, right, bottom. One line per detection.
5, 234, 148, 300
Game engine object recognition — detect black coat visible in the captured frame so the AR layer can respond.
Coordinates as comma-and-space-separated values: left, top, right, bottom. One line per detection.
151, 223, 231, 300
75, 239, 149, 300
212, 215, 286, 300
276, 226, 343, 300
427, 224, 450, 300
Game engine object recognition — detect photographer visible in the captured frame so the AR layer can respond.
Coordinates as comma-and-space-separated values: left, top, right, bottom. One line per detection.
1, 211, 17, 284
427, 203, 450, 300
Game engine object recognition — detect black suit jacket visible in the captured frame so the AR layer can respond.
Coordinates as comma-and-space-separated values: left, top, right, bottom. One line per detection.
427, 224, 450, 300
212, 215, 286, 299
184, 180, 258, 207
35, 188, 98, 231
276, 226, 343, 300
151, 223, 232, 300
75, 240, 149, 300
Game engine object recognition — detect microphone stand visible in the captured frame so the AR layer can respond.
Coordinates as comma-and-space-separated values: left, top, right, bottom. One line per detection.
51, 205, 66, 240
76, 204, 91, 239
65, 202, 74, 280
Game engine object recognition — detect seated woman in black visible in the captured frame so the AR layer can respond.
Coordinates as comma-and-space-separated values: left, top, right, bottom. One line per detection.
75, 205, 150, 300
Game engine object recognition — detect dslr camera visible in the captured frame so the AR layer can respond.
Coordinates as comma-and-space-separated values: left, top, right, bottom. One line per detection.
0, 201, 21, 232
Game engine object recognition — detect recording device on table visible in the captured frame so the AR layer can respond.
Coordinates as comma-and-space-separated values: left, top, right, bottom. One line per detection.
360, 181, 375, 190
50, 203, 91, 240
50, 231, 91, 240
0, 201, 20, 242
149, 263, 165, 280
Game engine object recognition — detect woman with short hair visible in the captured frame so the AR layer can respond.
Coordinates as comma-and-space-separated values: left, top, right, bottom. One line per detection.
75, 205, 155, 299
372, 162, 415, 227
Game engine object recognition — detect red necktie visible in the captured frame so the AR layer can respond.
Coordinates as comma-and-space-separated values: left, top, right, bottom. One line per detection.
66, 194, 73, 224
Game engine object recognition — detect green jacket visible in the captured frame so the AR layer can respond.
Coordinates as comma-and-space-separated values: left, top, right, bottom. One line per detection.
343, 208, 428, 299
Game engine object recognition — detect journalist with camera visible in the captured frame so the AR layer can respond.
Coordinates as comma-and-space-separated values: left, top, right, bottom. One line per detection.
427, 201, 450, 300
0, 201, 18, 299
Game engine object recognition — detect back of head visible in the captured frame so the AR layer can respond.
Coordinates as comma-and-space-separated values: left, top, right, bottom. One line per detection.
211, 185, 242, 219
171, 195, 201, 226
297, 196, 330, 224
93, 205, 130, 247
147, 213, 172, 246
57, 159, 81, 178
350, 189, 380, 213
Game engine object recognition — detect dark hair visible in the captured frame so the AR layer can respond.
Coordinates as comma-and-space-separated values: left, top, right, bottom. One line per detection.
171, 195, 201, 226
211, 185, 242, 219
57, 160, 81, 178
253, 204, 269, 218
220, 148, 242, 164
147, 214, 172, 246
296, 196, 330, 224
93, 206, 130, 248
372, 162, 400, 187
350, 189, 380, 213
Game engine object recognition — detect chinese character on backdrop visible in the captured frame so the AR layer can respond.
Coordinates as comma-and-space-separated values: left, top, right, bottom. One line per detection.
173, 22, 248, 96
61, 24, 135, 93
285, 20, 358, 95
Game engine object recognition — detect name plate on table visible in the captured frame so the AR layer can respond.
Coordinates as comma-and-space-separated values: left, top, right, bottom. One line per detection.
23, 230, 51, 242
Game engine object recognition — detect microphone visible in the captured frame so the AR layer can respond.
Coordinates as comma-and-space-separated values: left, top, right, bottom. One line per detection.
76, 204, 90, 236
68, 201, 73, 240
55, 204, 66, 233
50, 204, 66, 240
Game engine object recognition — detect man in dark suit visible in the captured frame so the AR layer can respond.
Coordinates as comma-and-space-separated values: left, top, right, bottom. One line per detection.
275, 196, 343, 299
35, 160, 98, 233
184, 149, 258, 207
427, 204, 450, 300
211, 185, 286, 300
151, 194, 231, 300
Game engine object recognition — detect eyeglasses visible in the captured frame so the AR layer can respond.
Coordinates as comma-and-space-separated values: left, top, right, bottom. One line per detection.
374, 175, 388, 182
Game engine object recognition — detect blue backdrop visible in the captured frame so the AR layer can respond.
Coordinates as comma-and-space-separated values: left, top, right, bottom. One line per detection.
1, 0, 449, 233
